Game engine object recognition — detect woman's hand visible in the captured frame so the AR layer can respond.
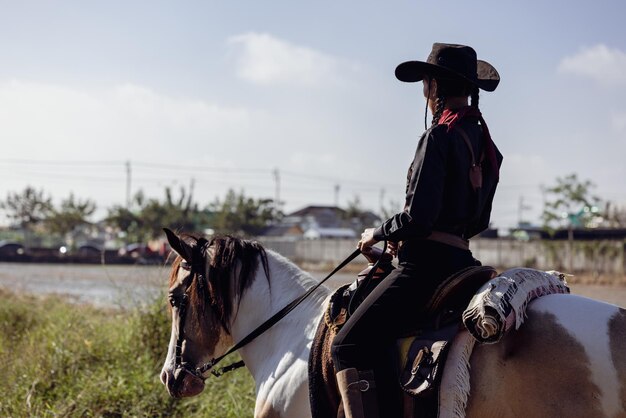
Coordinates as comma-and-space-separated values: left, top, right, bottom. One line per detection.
387, 241, 398, 257
357, 228, 378, 251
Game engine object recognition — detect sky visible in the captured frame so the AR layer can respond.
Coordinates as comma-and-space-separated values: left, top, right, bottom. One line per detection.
1, 0, 625, 229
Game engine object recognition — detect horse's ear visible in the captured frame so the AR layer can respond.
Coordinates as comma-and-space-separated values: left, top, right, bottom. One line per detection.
163, 228, 194, 262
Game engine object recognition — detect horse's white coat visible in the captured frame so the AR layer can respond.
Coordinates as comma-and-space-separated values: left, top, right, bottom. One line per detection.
530, 294, 622, 417
161, 271, 185, 381
231, 250, 331, 418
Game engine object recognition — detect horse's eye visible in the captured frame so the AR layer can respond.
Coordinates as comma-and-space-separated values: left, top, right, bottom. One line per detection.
180, 261, 191, 271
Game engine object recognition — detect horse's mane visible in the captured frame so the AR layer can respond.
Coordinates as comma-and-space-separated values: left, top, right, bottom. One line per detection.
169, 234, 270, 333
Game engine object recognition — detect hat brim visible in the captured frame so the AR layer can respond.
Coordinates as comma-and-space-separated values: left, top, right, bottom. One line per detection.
395, 59, 500, 92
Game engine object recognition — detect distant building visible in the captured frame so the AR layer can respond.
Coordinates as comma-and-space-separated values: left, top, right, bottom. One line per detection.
260, 205, 380, 240
260, 224, 305, 240
287, 205, 347, 229
303, 227, 357, 240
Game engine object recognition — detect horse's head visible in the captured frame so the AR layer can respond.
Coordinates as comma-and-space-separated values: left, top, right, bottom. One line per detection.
159, 228, 267, 398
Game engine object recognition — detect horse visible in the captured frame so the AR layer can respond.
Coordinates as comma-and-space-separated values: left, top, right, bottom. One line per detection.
159, 230, 626, 418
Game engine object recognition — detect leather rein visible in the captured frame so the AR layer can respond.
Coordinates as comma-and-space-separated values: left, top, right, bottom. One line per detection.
168, 239, 362, 380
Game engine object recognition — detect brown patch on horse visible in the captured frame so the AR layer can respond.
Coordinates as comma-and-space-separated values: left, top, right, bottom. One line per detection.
167, 255, 222, 358
199, 235, 270, 332
168, 234, 269, 331
465, 310, 603, 418
167, 235, 270, 361
609, 308, 626, 415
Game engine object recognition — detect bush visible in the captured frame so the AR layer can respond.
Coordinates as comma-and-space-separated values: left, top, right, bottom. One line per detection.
0, 290, 255, 417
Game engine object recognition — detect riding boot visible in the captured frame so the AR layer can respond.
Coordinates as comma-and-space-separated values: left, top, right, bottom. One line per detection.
336, 368, 379, 418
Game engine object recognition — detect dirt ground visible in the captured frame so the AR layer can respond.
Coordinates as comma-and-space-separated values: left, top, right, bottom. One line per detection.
1, 262, 625, 308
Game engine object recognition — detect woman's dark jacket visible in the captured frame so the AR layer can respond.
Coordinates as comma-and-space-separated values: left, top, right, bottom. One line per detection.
373, 116, 503, 247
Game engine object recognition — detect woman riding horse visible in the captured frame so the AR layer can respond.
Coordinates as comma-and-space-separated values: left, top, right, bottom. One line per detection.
331, 43, 503, 417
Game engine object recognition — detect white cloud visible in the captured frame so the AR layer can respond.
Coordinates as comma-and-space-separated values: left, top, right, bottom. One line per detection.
611, 110, 626, 132
558, 44, 626, 86
0, 78, 383, 215
0, 79, 265, 210
0, 80, 254, 161
227, 32, 342, 86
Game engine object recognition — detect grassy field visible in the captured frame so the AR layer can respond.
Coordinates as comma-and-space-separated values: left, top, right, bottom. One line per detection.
0, 290, 256, 417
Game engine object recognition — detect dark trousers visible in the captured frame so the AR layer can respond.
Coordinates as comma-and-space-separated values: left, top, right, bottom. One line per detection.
331, 240, 477, 416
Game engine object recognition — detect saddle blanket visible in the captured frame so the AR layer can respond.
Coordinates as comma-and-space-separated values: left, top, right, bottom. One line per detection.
462, 267, 570, 344
440, 267, 570, 418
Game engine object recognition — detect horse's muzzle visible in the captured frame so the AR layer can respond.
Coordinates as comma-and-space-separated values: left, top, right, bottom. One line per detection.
162, 367, 205, 398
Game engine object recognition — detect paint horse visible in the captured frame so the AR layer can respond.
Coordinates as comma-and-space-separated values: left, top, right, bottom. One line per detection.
160, 230, 626, 418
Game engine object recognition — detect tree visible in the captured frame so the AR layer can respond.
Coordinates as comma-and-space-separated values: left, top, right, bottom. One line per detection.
343, 195, 364, 220
0, 186, 53, 231
46, 193, 96, 238
604, 202, 626, 228
380, 199, 402, 221
343, 195, 381, 231
106, 186, 211, 243
140, 186, 212, 239
210, 189, 281, 236
541, 173, 602, 232
106, 204, 146, 244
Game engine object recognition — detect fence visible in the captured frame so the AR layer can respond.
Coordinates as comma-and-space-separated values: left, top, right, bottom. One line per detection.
259, 237, 626, 274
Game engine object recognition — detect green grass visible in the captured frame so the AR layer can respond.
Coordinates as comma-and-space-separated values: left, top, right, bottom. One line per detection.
0, 290, 255, 417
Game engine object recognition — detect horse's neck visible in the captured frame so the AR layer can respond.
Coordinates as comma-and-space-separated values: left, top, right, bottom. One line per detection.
231, 250, 330, 381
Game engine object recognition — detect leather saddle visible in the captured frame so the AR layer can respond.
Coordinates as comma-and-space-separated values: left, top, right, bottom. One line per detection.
325, 247, 497, 404
346, 246, 496, 328
396, 264, 496, 401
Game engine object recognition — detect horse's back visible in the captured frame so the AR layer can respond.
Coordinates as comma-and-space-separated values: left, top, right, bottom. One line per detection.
466, 294, 626, 418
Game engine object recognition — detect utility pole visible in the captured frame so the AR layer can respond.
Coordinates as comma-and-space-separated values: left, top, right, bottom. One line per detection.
126, 160, 132, 208
539, 184, 548, 226
273, 168, 280, 214
189, 177, 196, 205
379, 188, 386, 218
334, 184, 340, 207
517, 195, 531, 226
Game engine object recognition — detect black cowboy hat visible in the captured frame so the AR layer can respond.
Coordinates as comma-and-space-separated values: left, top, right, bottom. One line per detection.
395, 43, 500, 92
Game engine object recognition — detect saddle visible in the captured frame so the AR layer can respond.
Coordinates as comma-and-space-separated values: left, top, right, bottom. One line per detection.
396, 265, 496, 400
313, 248, 496, 417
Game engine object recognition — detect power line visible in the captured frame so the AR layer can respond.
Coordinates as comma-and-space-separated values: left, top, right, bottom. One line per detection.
281, 169, 396, 189
0, 159, 123, 167
132, 161, 271, 174
0, 158, 399, 189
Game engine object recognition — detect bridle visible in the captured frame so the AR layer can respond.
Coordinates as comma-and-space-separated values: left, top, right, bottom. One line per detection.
168, 237, 363, 380
168, 237, 229, 379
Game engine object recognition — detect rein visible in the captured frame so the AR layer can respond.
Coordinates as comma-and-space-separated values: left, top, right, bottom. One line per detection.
169, 243, 361, 379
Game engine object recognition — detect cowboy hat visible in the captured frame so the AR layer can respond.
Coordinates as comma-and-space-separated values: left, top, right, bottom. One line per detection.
395, 43, 500, 92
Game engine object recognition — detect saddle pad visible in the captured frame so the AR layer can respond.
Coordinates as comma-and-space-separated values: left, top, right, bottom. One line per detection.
438, 330, 476, 418
326, 283, 352, 331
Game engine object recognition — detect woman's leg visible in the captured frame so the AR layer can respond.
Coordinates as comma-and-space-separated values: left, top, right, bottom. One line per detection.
331, 263, 427, 371
331, 263, 432, 417
331, 243, 477, 416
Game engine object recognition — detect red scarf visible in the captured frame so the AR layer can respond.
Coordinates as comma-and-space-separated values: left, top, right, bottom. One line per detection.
438, 106, 500, 180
